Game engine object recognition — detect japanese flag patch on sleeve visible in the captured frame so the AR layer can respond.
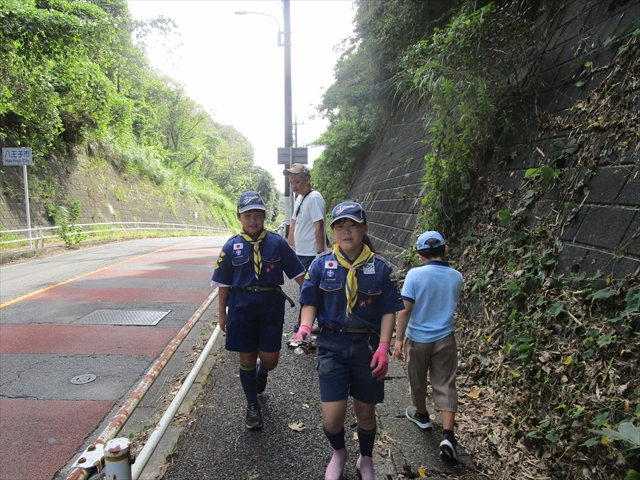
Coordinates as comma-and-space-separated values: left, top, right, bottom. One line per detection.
325, 260, 337, 269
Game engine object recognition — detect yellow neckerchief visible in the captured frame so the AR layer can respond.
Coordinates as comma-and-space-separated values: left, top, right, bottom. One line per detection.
240, 229, 267, 281
333, 243, 374, 316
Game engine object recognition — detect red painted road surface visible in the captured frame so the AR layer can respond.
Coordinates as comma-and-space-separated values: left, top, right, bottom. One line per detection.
0, 241, 220, 480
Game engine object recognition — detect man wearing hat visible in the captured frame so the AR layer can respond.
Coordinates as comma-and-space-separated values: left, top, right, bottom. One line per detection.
283, 163, 327, 333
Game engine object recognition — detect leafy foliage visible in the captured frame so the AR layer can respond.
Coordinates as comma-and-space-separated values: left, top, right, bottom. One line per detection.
392, 1, 537, 232
312, 0, 461, 208
0, 0, 280, 233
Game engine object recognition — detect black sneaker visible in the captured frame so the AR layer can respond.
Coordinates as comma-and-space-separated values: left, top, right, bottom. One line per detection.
406, 406, 432, 429
440, 432, 458, 461
245, 403, 263, 430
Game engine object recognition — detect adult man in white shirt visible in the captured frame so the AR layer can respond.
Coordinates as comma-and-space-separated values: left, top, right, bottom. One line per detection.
283, 163, 327, 334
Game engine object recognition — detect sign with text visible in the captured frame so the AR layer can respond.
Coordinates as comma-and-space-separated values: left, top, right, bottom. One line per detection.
2, 147, 33, 166
277, 147, 308, 165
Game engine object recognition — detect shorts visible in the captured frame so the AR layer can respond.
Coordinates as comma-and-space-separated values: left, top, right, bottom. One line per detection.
315, 328, 384, 404
404, 332, 458, 413
225, 289, 285, 353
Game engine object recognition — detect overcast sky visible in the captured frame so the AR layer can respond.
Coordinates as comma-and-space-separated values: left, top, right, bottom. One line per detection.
126, 0, 357, 192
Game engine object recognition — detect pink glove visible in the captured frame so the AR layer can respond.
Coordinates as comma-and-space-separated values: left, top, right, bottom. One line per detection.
370, 341, 390, 381
291, 325, 312, 344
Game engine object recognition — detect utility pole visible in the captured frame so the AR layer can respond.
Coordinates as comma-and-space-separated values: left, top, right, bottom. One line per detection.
283, 0, 293, 238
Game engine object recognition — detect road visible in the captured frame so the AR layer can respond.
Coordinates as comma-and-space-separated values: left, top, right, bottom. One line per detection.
0, 236, 226, 480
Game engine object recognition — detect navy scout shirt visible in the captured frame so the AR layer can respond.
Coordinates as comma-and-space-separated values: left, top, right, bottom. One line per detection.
212, 231, 305, 288
299, 250, 404, 331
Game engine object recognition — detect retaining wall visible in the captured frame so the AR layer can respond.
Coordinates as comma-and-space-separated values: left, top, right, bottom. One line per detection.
346, 0, 639, 279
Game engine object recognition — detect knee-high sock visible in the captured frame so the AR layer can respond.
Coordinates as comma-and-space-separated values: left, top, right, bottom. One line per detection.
256, 362, 272, 379
358, 424, 376, 457
239, 365, 258, 405
324, 426, 346, 451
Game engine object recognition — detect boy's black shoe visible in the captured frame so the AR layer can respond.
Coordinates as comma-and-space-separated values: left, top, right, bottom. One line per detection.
440, 432, 458, 461
406, 406, 432, 429
245, 403, 263, 430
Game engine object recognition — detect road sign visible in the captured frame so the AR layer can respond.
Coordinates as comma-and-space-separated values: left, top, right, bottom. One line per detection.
277, 147, 308, 165
2, 147, 33, 166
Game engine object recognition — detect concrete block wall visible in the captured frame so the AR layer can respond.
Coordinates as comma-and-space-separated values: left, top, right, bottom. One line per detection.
347, 107, 431, 266
345, 0, 639, 280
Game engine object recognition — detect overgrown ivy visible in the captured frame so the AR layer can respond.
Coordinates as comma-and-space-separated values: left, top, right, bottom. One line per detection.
312, 0, 461, 209
392, 1, 537, 233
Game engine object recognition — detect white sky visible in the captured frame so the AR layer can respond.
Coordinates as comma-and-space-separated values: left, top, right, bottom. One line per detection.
126, 0, 357, 193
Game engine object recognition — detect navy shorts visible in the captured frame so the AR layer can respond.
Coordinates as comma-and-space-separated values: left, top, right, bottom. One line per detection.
315, 328, 384, 404
225, 289, 285, 353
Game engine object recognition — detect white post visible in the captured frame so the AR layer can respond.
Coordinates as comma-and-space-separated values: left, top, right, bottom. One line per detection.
104, 437, 132, 480
22, 164, 32, 249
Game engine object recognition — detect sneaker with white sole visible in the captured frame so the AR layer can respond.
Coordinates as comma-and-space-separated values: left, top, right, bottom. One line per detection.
406, 406, 432, 429
440, 432, 458, 461
245, 403, 263, 430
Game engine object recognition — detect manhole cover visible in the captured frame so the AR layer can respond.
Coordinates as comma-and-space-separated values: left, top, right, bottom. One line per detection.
71, 374, 96, 385
76, 309, 170, 326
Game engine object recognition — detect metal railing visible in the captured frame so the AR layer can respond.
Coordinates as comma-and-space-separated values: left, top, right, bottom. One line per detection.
0, 222, 232, 250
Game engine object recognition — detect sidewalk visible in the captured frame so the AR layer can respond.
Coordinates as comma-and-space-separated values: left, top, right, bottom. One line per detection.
156, 279, 477, 479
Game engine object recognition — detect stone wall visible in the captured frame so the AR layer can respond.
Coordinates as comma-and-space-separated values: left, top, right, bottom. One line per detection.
346, 0, 639, 280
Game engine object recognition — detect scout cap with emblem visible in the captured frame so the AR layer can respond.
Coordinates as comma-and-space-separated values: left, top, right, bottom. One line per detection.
237, 191, 266, 213
416, 230, 446, 250
330, 202, 367, 227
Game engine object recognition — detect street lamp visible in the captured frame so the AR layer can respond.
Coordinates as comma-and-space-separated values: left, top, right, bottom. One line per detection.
234, 10, 285, 46
235, 2, 294, 236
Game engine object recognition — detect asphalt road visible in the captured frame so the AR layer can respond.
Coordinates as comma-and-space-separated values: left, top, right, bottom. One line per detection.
0, 236, 227, 480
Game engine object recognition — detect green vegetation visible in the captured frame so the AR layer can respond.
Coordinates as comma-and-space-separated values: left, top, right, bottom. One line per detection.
312, 0, 460, 208
2, 0, 638, 477
393, 2, 536, 232
0, 0, 281, 231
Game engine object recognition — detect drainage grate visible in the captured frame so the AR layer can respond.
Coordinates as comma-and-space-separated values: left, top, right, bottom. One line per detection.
77, 309, 170, 326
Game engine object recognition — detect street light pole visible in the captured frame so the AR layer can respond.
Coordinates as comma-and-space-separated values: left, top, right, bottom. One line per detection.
282, 0, 293, 238
234, 1, 294, 237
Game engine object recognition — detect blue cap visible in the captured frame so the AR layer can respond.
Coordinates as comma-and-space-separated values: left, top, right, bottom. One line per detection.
416, 231, 446, 250
237, 191, 266, 213
330, 202, 367, 226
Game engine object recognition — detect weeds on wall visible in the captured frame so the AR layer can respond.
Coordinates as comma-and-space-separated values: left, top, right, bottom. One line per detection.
395, 4, 640, 479
46, 200, 85, 248
392, 2, 537, 233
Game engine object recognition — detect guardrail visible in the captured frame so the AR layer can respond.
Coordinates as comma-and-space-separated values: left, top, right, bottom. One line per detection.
0, 222, 232, 250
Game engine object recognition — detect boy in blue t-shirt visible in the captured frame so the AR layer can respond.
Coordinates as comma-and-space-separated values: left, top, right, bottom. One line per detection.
212, 191, 305, 430
393, 231, 463, 461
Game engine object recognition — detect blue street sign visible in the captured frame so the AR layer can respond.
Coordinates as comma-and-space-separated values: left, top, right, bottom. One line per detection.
2, 147, 33, 166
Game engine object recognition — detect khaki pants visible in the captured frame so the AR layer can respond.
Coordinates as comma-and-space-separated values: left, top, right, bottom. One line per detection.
404, 332, 458, 413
